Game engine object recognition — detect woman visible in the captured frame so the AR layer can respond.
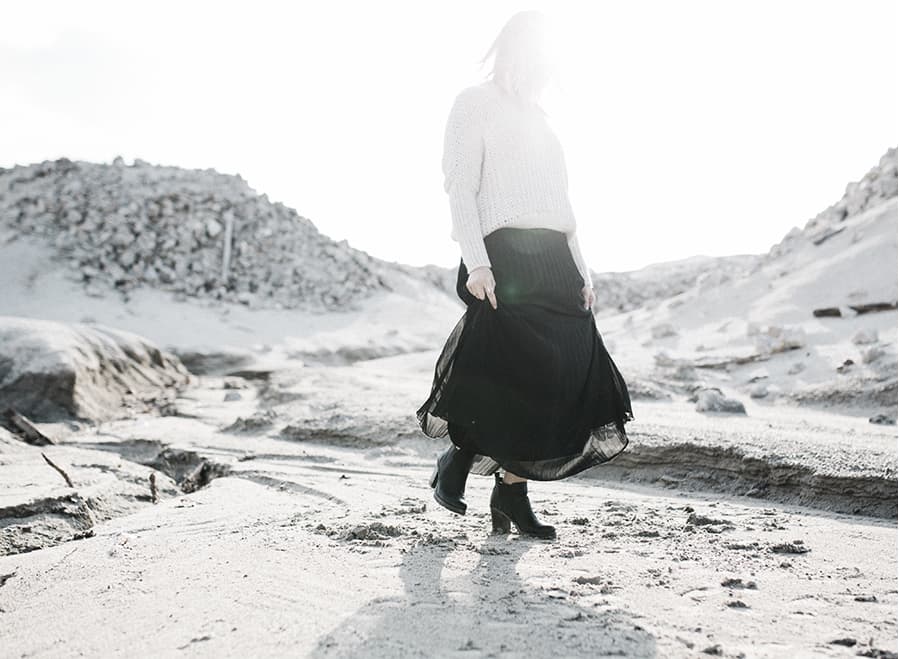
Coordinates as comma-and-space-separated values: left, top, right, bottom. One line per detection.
416, 10, 634, 540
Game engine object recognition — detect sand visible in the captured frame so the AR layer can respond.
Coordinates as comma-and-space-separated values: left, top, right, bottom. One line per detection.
1, 359, 896, 658
1, 193, 896, 658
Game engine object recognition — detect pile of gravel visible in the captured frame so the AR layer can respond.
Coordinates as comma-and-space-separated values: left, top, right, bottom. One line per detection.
0, 157, 396, 312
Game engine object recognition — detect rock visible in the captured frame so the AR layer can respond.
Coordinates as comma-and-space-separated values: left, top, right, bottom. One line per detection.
749, 383, 768, 398
697, 270, 731, 289
340, 522, 403, 541
0, 316, 192, 423
852, 329, 879, 345
223, 391, 242, 402
205, 219, 222, 238
787, 362, 805, 375
877, 173, 898, 197
222, 377, 249, 390
651, 323, 677, 339
769, 540, 810, 554
861, 346, 885, 364
168, 346, 256, 376
720, 577, 757, 589
754, 325, 806, 355
653, 351, 677, 367
746, 368, 769, 383
836, 358, 855, 373
695, 388, 747, 414
869, 413, 896, 425
223, 410, 277, 433
671, 364, 697, 381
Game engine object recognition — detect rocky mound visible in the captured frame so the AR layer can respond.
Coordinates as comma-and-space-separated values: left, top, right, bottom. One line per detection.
0, 316, 193, 423
767, 147, 897, 260
590, 147, 897, 314
0, 158, 398, 312
591, 254, 760, 314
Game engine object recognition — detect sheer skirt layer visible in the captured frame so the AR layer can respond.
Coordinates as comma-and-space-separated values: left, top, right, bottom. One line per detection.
415, 227, 633, 481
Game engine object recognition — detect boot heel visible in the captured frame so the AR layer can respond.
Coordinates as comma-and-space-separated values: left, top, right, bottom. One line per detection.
429, 465, 438, 489
491, 507, 512, 534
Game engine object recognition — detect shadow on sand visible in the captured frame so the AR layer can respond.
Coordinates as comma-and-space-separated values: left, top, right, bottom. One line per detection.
310, 532, 657, 657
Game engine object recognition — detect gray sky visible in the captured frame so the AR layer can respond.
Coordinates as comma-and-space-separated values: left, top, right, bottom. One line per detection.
1, 0, 896, 273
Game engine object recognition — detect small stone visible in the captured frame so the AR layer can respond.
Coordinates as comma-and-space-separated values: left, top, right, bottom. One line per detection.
829, 638, 856, 647
651, 323, 677, 339
861, 346, 885, 364
836, 358, 855, 373
749, 383, 768, 398
852, 329, 877, 345
695, 388, 746, 414
721, 577, 757, 589
869, 413, 896, 425
769, 541, 810, 554
206, 219, 223, 238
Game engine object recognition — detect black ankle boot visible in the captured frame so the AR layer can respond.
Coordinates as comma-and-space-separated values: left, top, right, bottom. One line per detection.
429, 444, 476, 515
490, 473, 556, 539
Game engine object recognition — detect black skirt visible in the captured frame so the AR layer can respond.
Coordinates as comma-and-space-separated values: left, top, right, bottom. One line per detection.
415, 226, 634, 481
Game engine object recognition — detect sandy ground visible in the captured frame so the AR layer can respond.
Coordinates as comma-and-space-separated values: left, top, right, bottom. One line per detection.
1, 198, 896, 657
1, 364, 896, 658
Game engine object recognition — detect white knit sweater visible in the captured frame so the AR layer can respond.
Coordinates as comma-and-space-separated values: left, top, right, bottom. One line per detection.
441, 79, 592, 288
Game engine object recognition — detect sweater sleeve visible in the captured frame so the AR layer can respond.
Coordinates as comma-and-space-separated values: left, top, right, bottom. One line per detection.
442, 88, 491, 271
567, 230, 593, 288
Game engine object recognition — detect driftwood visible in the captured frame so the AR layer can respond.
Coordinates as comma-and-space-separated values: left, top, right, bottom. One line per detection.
2, 408, 55, 446
692, 353, 770, 370
813, 302, 897, 317
811, 226, 846, 245
41, 452, 74, 488
849, 301, 898, 314
149, 472, 158, 504
225, 368, 273, 381
221, 211, 234, 280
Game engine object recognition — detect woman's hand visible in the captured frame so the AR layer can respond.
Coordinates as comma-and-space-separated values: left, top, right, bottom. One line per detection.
581, 284, 595, 311
466, 266, 498, 309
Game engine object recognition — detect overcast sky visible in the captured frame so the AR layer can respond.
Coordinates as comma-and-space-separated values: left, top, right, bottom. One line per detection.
1, 1, 896, 273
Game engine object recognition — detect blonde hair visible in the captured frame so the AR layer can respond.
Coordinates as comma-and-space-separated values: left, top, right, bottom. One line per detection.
478, 10, 561, 106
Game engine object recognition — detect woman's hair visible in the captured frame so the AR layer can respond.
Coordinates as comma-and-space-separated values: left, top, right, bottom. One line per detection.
478, 10, 561, 104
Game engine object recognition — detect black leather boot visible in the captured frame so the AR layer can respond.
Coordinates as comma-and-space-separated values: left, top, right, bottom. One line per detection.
490, 473, 556, 539
429, 444, 476, 515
